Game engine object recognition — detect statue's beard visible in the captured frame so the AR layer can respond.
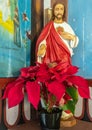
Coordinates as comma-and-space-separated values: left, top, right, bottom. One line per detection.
54, 14, 63, 20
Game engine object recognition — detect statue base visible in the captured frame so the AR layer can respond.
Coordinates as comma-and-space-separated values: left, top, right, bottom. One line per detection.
60, 116, 77, 127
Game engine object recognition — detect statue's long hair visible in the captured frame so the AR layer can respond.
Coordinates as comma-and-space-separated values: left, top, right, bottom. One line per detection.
51, 2, 66, 21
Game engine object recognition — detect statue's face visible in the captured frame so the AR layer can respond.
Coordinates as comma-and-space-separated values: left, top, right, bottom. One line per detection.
54, 3, 64, 20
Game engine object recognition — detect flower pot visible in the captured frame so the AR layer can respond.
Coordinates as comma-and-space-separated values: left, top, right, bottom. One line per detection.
39, 109, 62, 130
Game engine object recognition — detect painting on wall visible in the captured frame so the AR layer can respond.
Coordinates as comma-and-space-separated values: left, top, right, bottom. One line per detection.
0, 0, 31, 77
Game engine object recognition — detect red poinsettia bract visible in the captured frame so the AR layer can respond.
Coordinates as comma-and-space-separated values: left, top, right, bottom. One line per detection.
3, 63, 90, 113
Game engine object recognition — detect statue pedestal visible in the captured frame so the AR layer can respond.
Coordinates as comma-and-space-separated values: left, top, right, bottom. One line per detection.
60, 116, 77, 127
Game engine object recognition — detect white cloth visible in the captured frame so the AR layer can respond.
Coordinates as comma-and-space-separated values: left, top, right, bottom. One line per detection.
54, 22, 79, 56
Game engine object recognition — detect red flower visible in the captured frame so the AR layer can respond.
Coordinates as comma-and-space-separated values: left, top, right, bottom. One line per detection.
3, 77, 25, 108
46, 80, 65, 101
36, 63, 51, 82
2, 62, 90, 113
67, 76, 90, 98
26, 81, 40, 109
20, 65, 39, 79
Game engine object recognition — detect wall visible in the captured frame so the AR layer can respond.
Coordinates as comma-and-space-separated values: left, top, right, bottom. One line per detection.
68, 0, 92, 79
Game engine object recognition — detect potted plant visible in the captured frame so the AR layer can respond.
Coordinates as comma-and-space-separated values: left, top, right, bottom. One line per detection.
3, 62, 90, 130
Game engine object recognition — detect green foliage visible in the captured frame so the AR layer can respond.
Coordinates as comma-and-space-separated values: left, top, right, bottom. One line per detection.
66, 86, 78, 104
61, 86, 78, 114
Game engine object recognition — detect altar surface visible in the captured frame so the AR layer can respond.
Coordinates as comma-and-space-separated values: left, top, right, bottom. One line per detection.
9, 120, 92, 130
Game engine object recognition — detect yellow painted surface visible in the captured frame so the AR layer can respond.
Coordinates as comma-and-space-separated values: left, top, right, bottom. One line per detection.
0, 11, 14, 34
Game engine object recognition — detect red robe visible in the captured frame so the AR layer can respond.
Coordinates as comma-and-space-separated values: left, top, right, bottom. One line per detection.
36, 21, 71, 67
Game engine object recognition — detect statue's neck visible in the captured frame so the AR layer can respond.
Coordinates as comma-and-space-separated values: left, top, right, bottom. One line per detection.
54, 19, 64, 24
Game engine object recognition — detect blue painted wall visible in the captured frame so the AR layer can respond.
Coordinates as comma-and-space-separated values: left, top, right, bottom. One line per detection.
68, 0, 92, 79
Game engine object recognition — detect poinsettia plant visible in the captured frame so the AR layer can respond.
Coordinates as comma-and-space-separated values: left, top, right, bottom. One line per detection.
3, 62, 90, 114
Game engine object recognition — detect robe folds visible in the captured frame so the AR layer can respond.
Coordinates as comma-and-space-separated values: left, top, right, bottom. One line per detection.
36, 21, 71, 68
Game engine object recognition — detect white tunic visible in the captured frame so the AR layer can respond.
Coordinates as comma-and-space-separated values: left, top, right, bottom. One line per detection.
54, 22, 79, 56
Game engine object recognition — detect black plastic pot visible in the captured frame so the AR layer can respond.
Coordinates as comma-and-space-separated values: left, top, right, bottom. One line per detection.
39, 109, 62, 130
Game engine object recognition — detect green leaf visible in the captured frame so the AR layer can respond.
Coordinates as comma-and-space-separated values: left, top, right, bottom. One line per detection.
60, 86, 79, 114
61, 100, 75, 114
66, 86, 78, 104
